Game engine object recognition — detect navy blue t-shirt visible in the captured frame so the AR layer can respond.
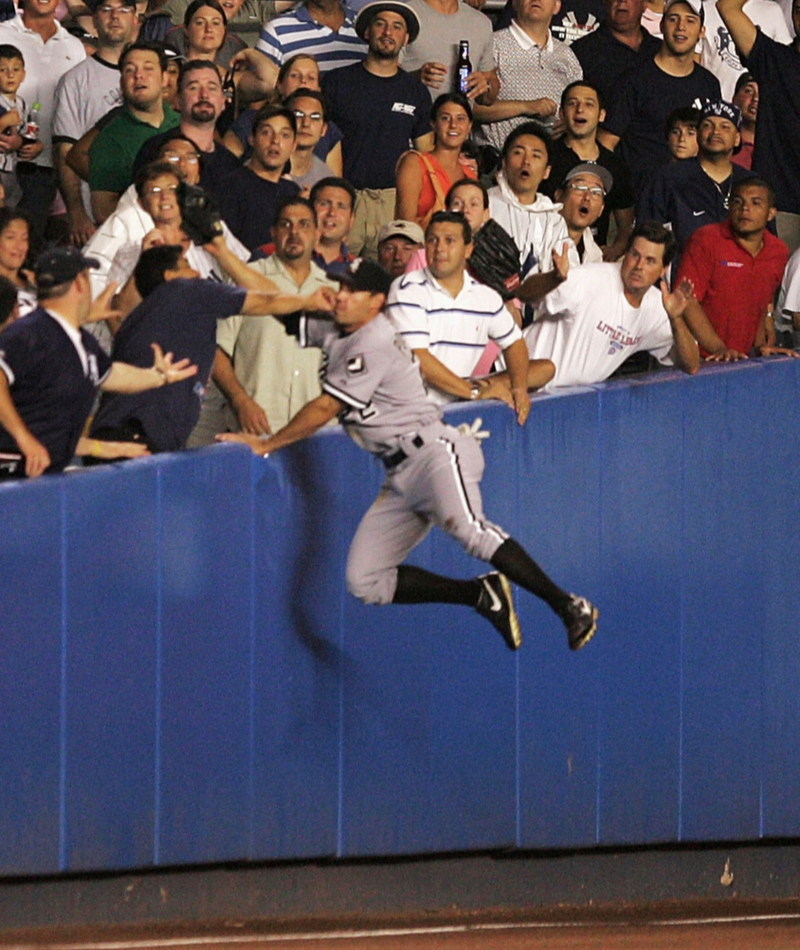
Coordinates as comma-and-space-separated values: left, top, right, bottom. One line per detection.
322, 63, 431, 189
132, 132, 242, 196
91, 278, 247, 452
571, 24, 661, 103
0, 309, 112, 472
217, 165, 301, 250
745, 30, 800, 214
604, 57, 721, 192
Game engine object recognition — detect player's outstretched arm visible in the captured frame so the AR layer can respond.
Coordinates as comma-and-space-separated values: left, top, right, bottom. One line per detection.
217, 393, 344, 456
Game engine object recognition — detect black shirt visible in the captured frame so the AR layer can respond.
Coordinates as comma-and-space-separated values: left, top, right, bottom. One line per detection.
91, 279, 247, 452
571, 24, 661, 102
495, 0, 605, 44
745, 29, 800, 213
217, 165, 301, 251
604, 56, 721, 193
539, 138, 635, 244
322, 63, 431, 190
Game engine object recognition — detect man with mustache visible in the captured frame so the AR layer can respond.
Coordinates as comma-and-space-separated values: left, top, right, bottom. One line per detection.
132, 59, 240, 194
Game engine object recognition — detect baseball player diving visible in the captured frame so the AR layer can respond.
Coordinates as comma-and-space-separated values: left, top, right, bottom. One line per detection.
218, 258, 598, 651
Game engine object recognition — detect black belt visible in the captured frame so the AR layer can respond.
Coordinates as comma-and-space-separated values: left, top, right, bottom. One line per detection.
382, 434, 424, 470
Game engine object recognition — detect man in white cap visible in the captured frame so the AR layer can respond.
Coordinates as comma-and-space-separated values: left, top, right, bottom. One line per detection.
321, 1, 433, 259
376, 218, 424, 278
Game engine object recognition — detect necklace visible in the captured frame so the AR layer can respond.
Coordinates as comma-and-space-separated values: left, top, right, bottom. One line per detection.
713, 174, 733, 210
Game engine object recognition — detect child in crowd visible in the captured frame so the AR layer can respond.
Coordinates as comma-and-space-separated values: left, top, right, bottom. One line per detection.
0, 45, 28, 208
665, 105, 701, 162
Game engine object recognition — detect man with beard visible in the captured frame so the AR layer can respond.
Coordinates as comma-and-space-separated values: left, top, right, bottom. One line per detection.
132, 60, 240, 194
211, 196, 339, 436
322, 1, 432, 259
677, 177, 792, 360
54, 0, 141, 245
638, 99, 751, 272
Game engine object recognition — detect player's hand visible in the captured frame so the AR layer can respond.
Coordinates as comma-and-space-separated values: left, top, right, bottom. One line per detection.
420, 62, 447, 89
18, 431, 50, 478
552, 243, 570, 283
18, 140, 43, 162
216, 431, 272, 456
512, 385, 530, 426
705, 346, 748, 362
233, 392, 271, 435
150, 343, 198, 384
757, 345, 800, 358
305, 286, 337, 312
661, 277, 694, 320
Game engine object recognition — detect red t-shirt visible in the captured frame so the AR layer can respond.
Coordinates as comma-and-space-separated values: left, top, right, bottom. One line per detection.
677, 220, 788, 355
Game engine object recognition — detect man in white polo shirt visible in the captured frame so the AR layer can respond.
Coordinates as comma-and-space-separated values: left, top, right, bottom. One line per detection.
386, 210, 554, 415
525, 220, 700, 388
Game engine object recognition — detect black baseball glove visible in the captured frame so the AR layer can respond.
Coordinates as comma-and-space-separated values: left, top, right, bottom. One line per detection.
178, 182, 224, 246
468, 218, 522, 300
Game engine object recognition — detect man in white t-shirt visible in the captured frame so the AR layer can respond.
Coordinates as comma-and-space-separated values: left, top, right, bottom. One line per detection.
387, 211, 554, 412
524, 220, 700, 388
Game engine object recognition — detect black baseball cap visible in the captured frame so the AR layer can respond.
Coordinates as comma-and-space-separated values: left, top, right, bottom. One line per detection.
330, 259, 392, 296
35, 247, 99, 291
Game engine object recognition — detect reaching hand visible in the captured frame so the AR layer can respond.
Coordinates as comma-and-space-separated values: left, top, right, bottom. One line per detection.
216, 431, 272, 455
661, 277, 694, 320
150, 343, 198, 384
89, 281, 123, 324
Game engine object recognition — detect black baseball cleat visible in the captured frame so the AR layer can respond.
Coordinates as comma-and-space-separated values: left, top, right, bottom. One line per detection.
476, 572, 522, 650
562, 595, 599, 651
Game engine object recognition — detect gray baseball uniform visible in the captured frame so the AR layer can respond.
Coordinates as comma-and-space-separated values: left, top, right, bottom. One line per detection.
298, 312, 509, 605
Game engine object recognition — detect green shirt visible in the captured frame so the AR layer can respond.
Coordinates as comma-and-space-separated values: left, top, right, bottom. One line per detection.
89, 105, 180, 193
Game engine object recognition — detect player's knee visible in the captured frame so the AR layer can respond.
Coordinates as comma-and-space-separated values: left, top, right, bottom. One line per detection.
345, 563, 393, 606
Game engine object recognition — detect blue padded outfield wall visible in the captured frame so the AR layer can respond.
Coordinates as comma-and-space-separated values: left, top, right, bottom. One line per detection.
2, 357, 800, 878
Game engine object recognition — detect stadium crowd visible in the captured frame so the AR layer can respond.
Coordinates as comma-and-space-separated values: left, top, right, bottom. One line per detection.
0, 0, 799, 478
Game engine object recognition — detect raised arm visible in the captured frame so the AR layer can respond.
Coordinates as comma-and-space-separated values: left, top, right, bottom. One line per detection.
716, 0, 757, 58
101, 344, 198, 393
661, 277, 701, 374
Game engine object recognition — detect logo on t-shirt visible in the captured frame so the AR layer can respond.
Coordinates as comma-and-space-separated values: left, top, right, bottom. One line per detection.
347, 355, 366, 375
713, 26, 741, 71
392, 102, 417, 115
597, 321, 641, 354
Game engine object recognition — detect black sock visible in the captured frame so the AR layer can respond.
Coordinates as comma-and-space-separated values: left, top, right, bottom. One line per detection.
490, 538, 570, 615
393, 565, 482, 607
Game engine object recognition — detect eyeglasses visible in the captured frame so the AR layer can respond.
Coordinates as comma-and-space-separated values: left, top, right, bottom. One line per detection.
163, 153, 200, 164
96, 4, 136, 13
567, 182, 605, 197
145, 184, 179, 196
292, 109, 324, 122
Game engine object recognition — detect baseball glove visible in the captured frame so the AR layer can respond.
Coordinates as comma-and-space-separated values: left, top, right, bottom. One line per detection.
178, 183, 224, 246
468, 218, 522, 300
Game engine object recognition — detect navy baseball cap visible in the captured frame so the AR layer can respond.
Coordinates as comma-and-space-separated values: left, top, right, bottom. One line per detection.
35, 247, 99, 291
330, 259, 392, 296
698, 98, 743, 129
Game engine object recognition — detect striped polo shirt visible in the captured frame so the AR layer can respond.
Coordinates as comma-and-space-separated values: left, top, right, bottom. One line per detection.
256, 3, 367, 71
386, 268, 522, 404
